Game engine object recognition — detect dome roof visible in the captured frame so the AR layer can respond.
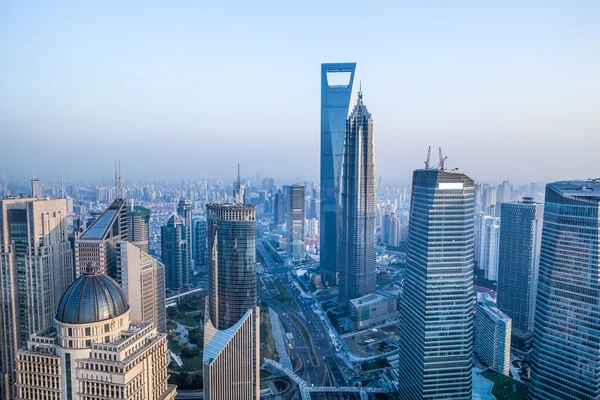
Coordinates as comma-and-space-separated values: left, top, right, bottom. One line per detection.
56, 269, 129, 324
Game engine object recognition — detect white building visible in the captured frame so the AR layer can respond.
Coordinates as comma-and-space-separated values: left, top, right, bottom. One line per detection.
474, 304, 511, 375
15, 267, 176, 400
479, 215, 500, 281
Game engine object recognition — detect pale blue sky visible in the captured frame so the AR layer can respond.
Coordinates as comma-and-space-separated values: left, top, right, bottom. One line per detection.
1, 1, 599, 183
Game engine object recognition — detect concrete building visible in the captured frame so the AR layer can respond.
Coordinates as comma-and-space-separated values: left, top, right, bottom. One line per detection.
320, 62, 356, 283
338, 88, 376, 305
530, 180, 600, 400
15, 267, 176, 400
478, 215, 500, 281
287, 184, 305, 262
161, 212, 189, 290
204, 203, 259, 399
474, 304, 511, 375
398, 168, 475, 400
496, 198, 543, 332
126, 204, 150, 252
273, 189, 284, 226
0, 198, 73, 400
348, 292, 399, 330
75, 199, 128, 278
31, 172, 42, 198
115, 240, 167, 333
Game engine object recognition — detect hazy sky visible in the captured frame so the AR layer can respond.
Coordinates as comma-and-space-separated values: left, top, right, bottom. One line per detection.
1, 1, 599, 184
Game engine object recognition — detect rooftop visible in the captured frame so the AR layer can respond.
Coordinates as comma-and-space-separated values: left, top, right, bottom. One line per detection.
550, 179, 600, 199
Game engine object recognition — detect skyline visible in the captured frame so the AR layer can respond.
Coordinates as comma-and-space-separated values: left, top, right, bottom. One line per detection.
2, 2, 600, 183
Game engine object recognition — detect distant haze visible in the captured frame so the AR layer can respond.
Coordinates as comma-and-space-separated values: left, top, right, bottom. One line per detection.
1, 2, 599, 184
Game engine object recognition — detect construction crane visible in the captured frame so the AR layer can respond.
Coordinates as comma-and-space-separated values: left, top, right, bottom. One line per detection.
424, 146, 431, 169
438, 148, 448, 171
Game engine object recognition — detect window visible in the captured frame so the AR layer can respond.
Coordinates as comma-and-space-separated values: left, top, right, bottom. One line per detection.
85, 327, 91, 336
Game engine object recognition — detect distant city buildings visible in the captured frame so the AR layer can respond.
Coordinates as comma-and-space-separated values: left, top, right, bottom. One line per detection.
496, 198, 543, 333
320, 62, 356, 284
204, 203, 259, 399
161, 212, 189, 290
530, 180, 600, 400
338, 88, 376, 305
193, 217, 207, 273
16, 266, 176, 400
115, 240, 167, 333
30, 171, 42, 198
398, 167, 475, 399
0, 198, 73, 400
273, 188, 284, 226
287, 184, 305, 262
474, 303, 511, 376
127, 204, 150, 252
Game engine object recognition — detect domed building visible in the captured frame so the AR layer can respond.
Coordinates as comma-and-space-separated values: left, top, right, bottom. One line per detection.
15, 267, 176, 400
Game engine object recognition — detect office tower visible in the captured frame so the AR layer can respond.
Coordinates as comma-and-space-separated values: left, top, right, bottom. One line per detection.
478, 215, 500, 281
338, 88, 376, 305
127, 204, 150, 252
497, 180, 512, 205
177, 199, 193, 270
496, 198, 543, 332
115, 240, 167, 333
75, 198, 128, 277
16, 266, 176, 400
287, 184, 306, 262
530, 180, 600, 400
0, 198, 73, 400
161, 212, 189, 290
320, 62, 356, 283
31, 171, 42, 198
233, 163, 245, 203
204, 203, 259, 399
383, 212, 400, 247
398, 168, 475, 400
474, 303, 511, 375
274, 189, 284, 226
193, 217, 207, 273
482, 184, 497, 214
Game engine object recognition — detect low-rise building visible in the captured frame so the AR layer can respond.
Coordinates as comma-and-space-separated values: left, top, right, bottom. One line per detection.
349, 291, 399, 330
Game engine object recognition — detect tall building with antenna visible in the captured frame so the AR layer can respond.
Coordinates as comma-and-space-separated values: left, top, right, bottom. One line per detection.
233, 163, 246, 203
31, 169, 42, 197
398, 151, 475, 399
338, 85, 377, 305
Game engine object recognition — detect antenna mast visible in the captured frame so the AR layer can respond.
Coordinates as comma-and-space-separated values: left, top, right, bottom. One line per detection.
438, 148, 448, 171
424, 146, 431, 169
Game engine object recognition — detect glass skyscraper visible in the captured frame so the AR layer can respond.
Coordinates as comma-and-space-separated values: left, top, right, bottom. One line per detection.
320, 62, 356, 283
338, 89, 376, 305
127, 205, 150, 252
398, 168, 475, 400
530, 180, 600, 400
287, 184, 306, 262
204, 203, 259, 399
161, 212, 189, 290
496, 198, 543, 332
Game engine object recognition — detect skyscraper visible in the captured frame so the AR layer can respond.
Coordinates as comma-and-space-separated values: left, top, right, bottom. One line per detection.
177, 199, 193, 271
530, 180, 600, 400
338, 88, 376, 305
75, 198, 128, 277
474, 303, 511, 375
115, 240, 167, 333
287, 184, 306, 262
0, 198, 73, 400
273, 189, 284, 226
398, 167, 475, 400
193, 217, 207, 273
233, 163, 245, 204
127, 204, 150, 252
496, 198, 543, 332
161, 212, 189, 290
478, 215, 500, 281
320, 62, 356, 283
204, 203, 259, 399
16, 266, 176, 400
30, 171, 42, 198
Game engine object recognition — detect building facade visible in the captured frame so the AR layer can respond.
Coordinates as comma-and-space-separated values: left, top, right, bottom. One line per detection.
273, 189, 284, 226
193, 217, 207, 273
338, 89, 376, 305
530, 180, 600, 400
126, 205, 150, 252
320, 62, 356, 283
177, 199, 193, 272
0, 198, 73, 400
161, 213, 189, 290
496, 198, 543, 332
287, 184, 306, 262
348, 291, 399, 330
115, 240, 167, 333
478, 215, 500, 281
474, 304, 511, 375
15, 268, 176, 400
398, 169, 475, 400
204, 203, 259, 399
